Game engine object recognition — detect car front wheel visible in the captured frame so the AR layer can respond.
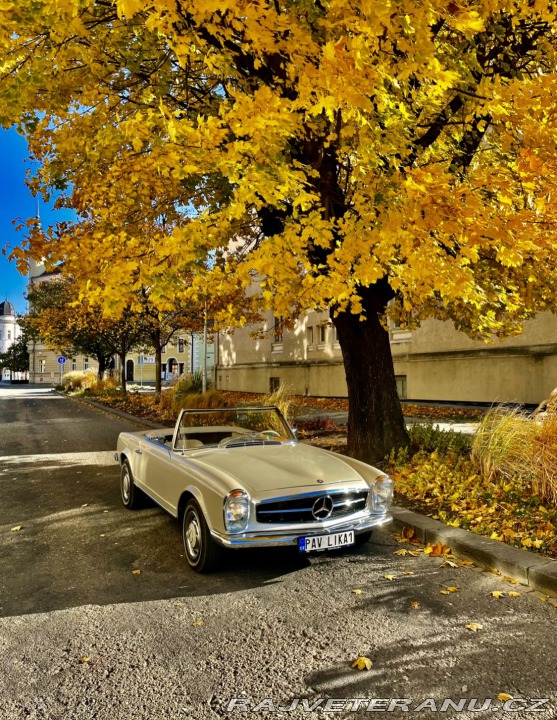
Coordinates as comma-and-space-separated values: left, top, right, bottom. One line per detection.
120, 459, 143, 509
182, 499, 223, 573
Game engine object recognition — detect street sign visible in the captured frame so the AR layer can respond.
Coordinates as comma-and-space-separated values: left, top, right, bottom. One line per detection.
57, 356, 66, 365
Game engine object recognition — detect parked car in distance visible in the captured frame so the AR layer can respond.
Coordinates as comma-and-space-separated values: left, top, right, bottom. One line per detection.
115, 406, 393, 572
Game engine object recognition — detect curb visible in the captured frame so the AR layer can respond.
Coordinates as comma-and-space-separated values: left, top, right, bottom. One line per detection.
391, 506, 557, 598
57, 392, 169, 430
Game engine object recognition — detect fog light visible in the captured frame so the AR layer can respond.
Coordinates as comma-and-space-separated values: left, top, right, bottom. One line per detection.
224, 490, 250, 532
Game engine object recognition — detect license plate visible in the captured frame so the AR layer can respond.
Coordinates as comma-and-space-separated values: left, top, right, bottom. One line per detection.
298, 530, 355, 553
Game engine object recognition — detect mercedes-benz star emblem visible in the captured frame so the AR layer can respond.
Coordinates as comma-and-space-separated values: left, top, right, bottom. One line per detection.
312, 495, 334, 521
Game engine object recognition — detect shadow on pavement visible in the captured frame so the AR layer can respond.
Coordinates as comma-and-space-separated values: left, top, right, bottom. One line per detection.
1, 460, 321, 617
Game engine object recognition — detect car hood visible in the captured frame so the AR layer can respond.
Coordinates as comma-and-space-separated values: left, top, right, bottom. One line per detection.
189, 442, 367, 495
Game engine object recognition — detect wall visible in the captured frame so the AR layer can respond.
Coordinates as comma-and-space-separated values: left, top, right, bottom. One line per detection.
217, 311, 557, 404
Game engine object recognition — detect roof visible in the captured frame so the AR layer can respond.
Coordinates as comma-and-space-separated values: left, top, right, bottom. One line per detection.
0, 300, 15, 317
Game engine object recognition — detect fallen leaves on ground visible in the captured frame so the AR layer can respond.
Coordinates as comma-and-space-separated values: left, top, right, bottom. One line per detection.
424, 542, 452, 557
132, 569, 141, 575
10, 526, 22, 532
383, 575, 396, 581
410, 601, 421, 608
508, 591, 521, 597
498, 693, 513, 702
192, 619, 204, 627
351, 656, 373, 671
465, 623, 483, 632
79, 657, 90, 663
491, 591, 505, 599
352, 589, 363, 595
389, 449, 557, 560
440, 586, 458, 595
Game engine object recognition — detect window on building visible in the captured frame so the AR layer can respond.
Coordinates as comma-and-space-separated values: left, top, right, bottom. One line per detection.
7, 330, 11, 340
71, 358, 77, 371
39, 359, 46, 374
178, 337, 185, 353
0, 331, 2, 340
161, 344, 167, 354
307, 326, 314, 347
332, 326, 338, 344
273, 317, 283, 343
396, 375, 407, 399
318, 325, 327, 344
83, 357, 89, 370
269, 376, 281, 393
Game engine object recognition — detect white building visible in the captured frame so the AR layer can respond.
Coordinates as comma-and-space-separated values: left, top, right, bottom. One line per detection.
0, 299, 23, 381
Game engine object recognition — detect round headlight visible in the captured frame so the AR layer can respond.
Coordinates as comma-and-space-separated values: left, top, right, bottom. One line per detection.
224, 490, 250, 532
373, 475, 393, 512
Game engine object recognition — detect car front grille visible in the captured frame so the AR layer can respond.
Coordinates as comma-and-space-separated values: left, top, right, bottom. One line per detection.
256, 490, 369, 524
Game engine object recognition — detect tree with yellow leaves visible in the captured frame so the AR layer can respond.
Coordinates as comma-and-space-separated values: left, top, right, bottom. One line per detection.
2, 0, 557, 461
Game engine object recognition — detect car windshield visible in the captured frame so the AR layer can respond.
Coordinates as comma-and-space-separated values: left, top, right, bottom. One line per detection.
174, 406, 296, 450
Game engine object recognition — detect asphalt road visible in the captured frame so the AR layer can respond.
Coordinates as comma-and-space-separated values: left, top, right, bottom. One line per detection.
1, 385, 557, 720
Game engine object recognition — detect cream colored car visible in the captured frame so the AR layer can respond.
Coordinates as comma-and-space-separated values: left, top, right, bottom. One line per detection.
115, 406, 393, 572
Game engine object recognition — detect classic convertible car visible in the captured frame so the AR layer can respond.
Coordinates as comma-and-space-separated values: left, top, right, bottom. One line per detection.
115, 406, 393, 572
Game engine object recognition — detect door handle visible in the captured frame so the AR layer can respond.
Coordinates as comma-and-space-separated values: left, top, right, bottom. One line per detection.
135, 449, 143, 454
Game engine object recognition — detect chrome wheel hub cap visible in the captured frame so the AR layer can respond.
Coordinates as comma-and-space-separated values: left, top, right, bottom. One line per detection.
186, 514, 201, 558
122, 471, 130, 501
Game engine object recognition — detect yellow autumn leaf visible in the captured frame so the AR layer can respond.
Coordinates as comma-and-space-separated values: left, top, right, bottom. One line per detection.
79, 657, 90, 663
394, 549, 409, 556
132, 569, 141, 575
383, 575, 396, 581
410, 601, 421, 608
508, 591, 521, 598
443, 560, 459, 568
402, 571, 414, 575
174, 602, 184, 606
352, 589, 363, 595
10, 526, 22, 532
498, 693, 513, 702
491, 591, 505, 599
351, 656, 373, 670
465, 623, 483, 632
424, 542, 451, 557
192, 619, 204, 626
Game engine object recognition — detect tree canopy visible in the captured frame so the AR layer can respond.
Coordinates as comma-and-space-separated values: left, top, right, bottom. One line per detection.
2, 0, 557, 459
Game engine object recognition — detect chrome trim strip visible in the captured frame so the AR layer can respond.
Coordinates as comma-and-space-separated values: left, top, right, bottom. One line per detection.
257, 488, 368, 505
211, 513, 392, 548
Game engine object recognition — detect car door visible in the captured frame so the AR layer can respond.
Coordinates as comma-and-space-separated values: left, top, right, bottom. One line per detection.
136, 438, 176, 515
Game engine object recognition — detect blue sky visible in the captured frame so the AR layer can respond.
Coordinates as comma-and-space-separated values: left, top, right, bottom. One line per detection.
0, 127, 75, 315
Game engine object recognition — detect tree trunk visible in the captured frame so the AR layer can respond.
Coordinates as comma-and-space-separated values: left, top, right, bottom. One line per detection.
119, 350, 127, 394
155, 345, 162, 396
332, 287, 409, 465
97, 355, 107, 382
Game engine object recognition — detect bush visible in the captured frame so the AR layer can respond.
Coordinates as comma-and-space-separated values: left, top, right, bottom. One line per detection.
408, 423, 472, 457
61, 371, 87, 391
471, 407, 536, 482
173, 371, 211, 406
265, 382, 294, 422
175, 389, 229, 410
472, 406, 557, 504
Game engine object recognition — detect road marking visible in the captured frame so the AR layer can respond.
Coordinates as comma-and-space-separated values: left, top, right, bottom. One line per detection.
0, 451, 117, 467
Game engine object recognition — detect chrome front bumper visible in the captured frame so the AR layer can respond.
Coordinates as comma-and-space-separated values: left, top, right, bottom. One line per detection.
211, 513, 393, 548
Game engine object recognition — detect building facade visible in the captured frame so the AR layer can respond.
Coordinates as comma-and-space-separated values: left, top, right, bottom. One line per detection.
27, 259, 99, 384
0, 299, 25, 382
215, 309, 557, 405
124, 333, 215, 385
